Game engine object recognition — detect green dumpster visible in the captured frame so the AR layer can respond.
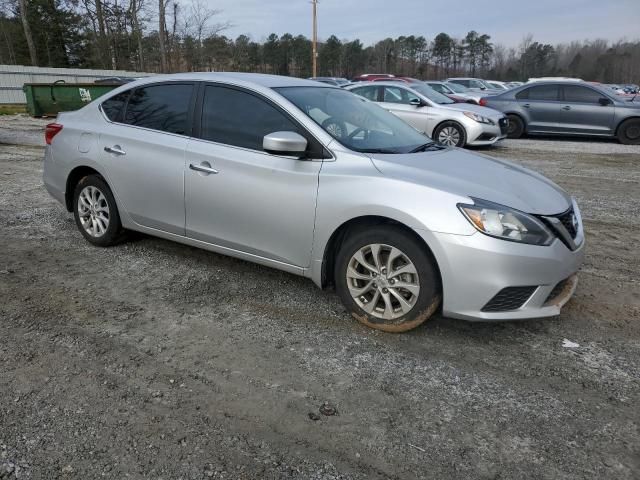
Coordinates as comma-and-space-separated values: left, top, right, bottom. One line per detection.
22, 81, 123, 117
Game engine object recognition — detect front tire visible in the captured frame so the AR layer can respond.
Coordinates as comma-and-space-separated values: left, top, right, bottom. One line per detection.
335, 226, 441, 333
506, 114, 525, 139
433, 121, 466, 147
617, 118, 640, 145
73, 174, 124, 247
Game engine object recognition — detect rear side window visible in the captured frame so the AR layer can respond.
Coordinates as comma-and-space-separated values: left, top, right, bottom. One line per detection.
124, 84, 193, 135
563, 85, 602, 103
199, 85, 302, 151
517, 85, 559, 101
101, 91, 130, 122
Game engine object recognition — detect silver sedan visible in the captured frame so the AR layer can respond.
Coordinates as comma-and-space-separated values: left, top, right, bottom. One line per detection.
43, 73, 584, 332
347, 81, 508, 147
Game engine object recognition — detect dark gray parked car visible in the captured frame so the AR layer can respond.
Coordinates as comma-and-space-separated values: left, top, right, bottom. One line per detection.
481, 82, 640, 144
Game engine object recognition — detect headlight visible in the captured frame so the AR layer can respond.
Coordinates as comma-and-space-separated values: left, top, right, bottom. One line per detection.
463, 111, 495, 125
458, 198, 554, 245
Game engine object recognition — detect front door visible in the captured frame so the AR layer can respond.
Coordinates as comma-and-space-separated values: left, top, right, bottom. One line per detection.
184, 84, 322, 268
559, 85, 616, 135
378, 85, 433, 134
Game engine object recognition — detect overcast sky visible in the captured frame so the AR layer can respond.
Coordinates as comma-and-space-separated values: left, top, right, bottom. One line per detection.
207, 0, 640, 47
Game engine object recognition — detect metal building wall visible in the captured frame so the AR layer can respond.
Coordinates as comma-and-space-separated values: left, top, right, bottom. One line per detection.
0, 65, 152, 104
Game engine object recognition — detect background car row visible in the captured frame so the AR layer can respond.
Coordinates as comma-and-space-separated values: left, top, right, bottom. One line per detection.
309, 74, 640, 145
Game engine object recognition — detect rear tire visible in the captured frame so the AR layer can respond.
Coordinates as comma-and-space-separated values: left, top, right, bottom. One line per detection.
617, 118, 640, 145
433, 121, 466, 147
73, 174, 125, 247
334, 225, 441, 333
506, 114, 525, 139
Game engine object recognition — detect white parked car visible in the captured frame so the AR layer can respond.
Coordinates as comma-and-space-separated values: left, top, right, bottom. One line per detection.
347, 82, 508, 147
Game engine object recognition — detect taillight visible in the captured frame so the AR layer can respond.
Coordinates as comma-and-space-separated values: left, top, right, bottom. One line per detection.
45, 123, 63, 145
479, 98, 488, 106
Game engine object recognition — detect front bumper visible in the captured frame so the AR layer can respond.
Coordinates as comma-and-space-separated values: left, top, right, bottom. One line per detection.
465, 119, 508, 146
418, 229, 585, 321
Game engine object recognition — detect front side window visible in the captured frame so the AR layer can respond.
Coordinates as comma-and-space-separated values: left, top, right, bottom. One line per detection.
200, 85, 302, 151
101, 90, 130, 122
124, 83, 193, 135
276, 86, 430, 154
409, 84, 454, 104
351, 85, 379, 101
563, 85, 602, 103
382, 86, 417, 105
445, 82, 468, 93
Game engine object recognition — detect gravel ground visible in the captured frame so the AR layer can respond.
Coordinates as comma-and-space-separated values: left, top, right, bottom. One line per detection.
1, 115, 639, 479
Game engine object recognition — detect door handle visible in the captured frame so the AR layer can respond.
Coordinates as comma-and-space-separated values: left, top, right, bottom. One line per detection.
104, 145, 126, 156
189, 163, 219, 175
522, 103, 530, 108
562, 105, 571, 111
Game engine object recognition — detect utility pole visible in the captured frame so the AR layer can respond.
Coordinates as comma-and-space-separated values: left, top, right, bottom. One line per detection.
311, 0, 318, 77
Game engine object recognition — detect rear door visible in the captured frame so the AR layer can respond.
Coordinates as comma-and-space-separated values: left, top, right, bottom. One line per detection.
515, 84, 561, 133
559, 85, 616, 135
184, 84, 323, 268
99, 82, 195, 234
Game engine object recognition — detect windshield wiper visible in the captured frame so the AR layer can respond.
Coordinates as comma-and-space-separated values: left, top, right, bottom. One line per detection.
410, 142, 441, 153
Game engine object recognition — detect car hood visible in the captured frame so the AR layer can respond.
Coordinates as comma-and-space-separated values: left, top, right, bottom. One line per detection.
369, 148, 571, 215
438, 102, 504, 118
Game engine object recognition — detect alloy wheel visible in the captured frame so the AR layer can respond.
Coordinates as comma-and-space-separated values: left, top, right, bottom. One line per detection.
346, 243, 420, 320
77, 185, 110, 237
437, 126, 461, 146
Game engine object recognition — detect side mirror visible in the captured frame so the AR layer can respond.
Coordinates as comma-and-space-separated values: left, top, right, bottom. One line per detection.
263, 131, 308, 156
598, 97, 612, 106
409, 97, 424, 107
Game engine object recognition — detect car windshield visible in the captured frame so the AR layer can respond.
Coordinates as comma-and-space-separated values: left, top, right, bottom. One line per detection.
409, 84, 455, 104
445, 82, 468, 93
275, 86, 431, 154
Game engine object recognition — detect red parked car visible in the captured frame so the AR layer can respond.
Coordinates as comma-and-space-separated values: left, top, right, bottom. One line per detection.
351, 73, 395, 82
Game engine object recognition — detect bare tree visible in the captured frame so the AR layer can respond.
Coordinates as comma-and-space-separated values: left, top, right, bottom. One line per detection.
18, 0, 37, 65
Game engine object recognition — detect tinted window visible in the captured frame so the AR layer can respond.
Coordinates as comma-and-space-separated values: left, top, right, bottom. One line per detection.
563, 85, 602, 103
124, 84, 193, 134
352, 86, 378, 101
518, 85, 559, 101
200, 86, 302, 151
101, 91, 130, 122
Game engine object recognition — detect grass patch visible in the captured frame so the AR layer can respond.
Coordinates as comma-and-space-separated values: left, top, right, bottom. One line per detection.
0, 104, 27, 115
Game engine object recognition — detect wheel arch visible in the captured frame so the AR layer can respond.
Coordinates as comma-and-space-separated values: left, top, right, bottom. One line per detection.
614, 115, 640, 136
65, 165, 104, 212
319, 215, 442, 291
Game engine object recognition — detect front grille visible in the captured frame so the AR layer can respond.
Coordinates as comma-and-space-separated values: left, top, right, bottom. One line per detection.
544, 278, 570, 305
499, 117, 509, 134
557, 207, 578, 238
482, 286, 537, 312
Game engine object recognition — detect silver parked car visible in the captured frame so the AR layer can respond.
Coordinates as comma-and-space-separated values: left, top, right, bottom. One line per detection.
43, 73, 584, 332
347, 81, 508, 147
424, 81, 484, 104
482, 81, 640, 144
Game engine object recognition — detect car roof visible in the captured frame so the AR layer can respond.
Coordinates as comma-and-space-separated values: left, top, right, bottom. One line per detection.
126, 72, 332, 89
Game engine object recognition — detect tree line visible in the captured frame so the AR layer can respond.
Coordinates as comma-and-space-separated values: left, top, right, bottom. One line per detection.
1, 0, 639, 83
